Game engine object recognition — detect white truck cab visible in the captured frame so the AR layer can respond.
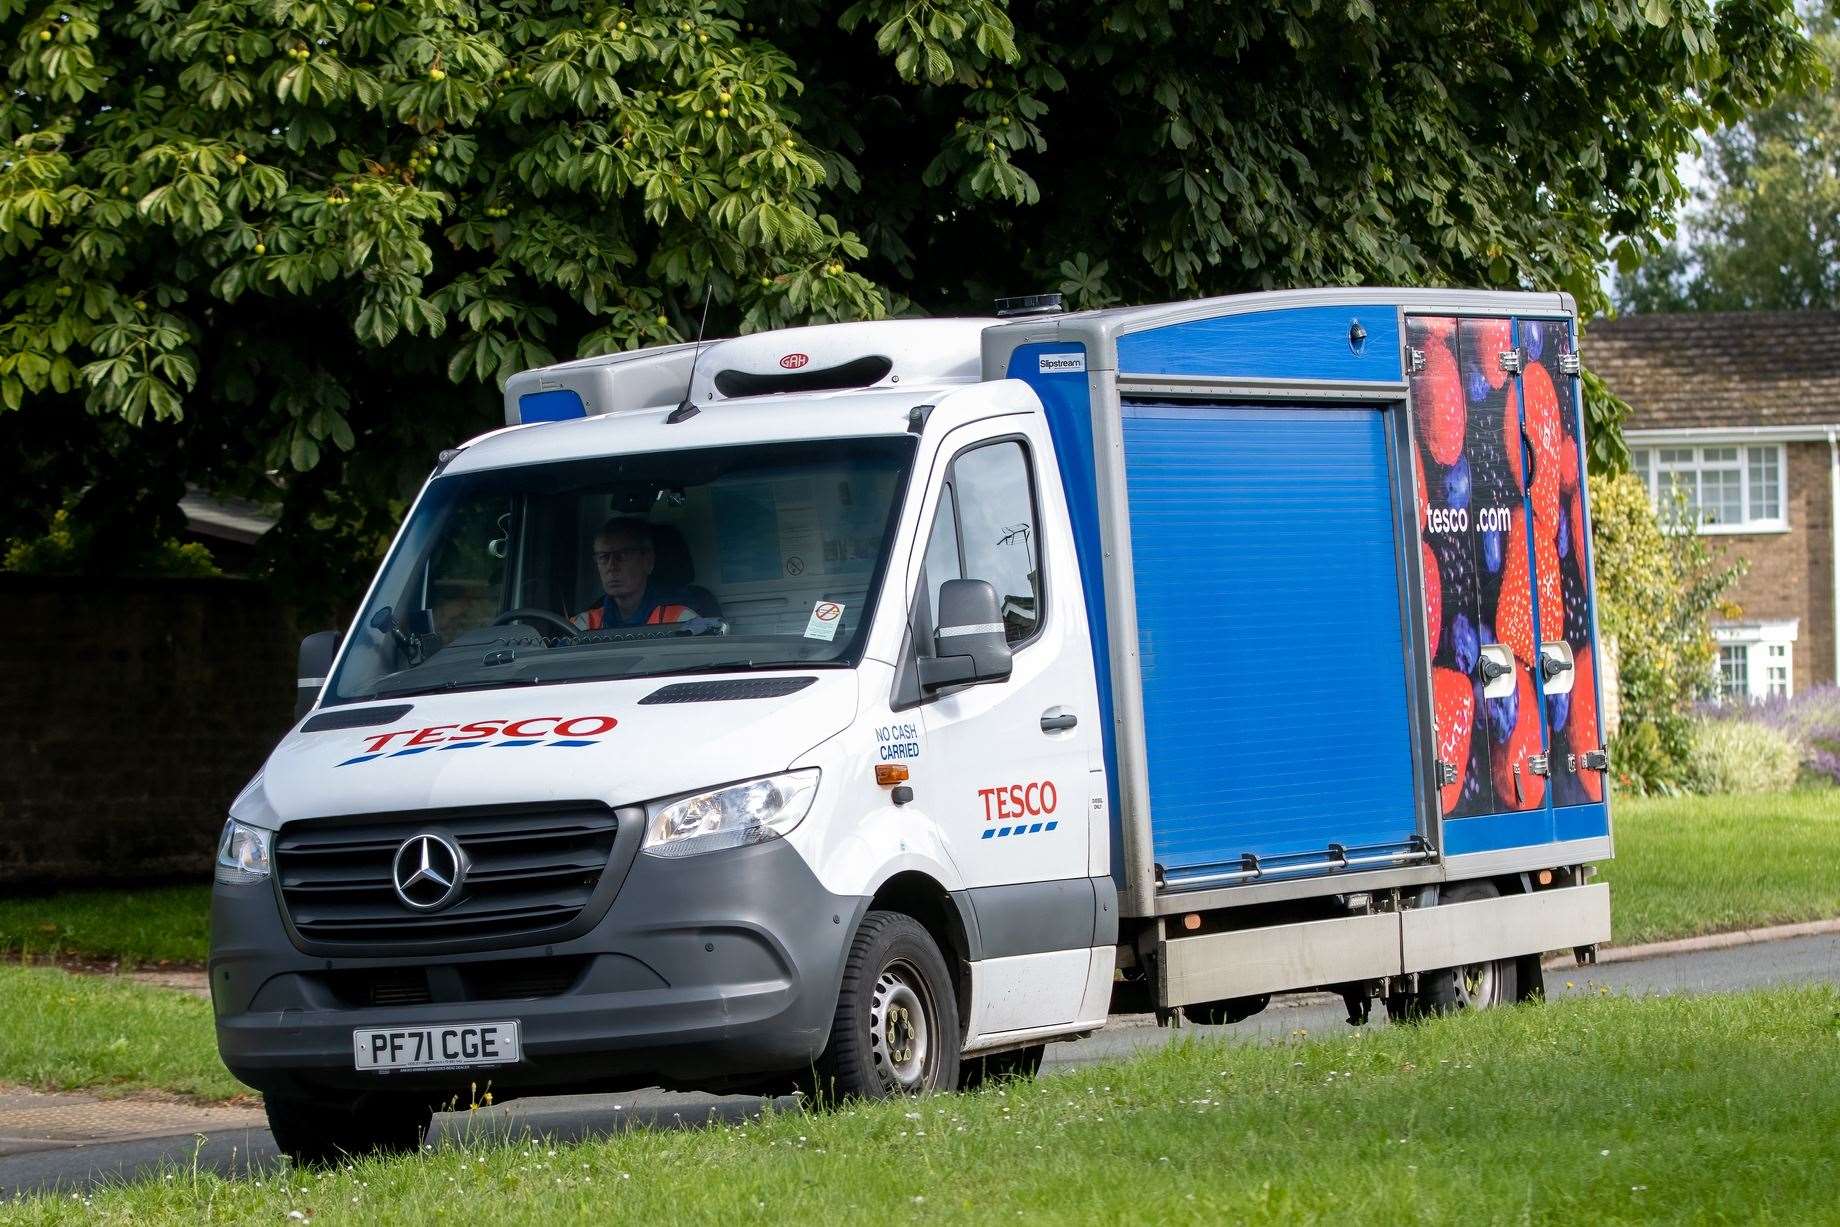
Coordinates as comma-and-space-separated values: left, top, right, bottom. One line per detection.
213, 291, 1613, 1163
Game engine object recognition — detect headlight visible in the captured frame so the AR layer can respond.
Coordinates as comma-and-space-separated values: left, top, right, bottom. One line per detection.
215, 818, 272, 885
642, 770, 819, 859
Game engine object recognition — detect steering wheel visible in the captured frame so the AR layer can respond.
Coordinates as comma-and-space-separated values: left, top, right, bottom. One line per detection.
491, 607, 578, 637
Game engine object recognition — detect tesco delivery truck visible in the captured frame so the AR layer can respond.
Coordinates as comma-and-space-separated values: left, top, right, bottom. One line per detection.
212, 288, 1613, 1162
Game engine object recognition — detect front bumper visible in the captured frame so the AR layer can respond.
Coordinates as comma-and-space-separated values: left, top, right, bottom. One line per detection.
211, 836, 866, 1100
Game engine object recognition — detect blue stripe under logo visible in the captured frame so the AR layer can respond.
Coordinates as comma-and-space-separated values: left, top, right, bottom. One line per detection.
982, 821, 1058, 840
336, 739, 599, 767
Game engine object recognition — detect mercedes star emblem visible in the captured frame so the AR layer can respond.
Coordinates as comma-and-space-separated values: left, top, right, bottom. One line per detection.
391, 833, 467, 911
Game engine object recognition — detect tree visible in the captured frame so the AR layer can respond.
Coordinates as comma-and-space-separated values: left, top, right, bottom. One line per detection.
0, 0, 1815, 610
1615, 4, 1840, 311
1588, 471, 1745, 794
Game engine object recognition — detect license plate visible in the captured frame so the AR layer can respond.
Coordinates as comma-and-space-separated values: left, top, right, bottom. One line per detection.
352, 1021, 520, 1071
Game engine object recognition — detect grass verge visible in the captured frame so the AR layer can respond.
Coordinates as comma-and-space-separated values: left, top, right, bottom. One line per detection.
0, 885, 211, 968
0, 965, 246, 1102
8, 987, 1839, 1224
1601, 787, 1840, 945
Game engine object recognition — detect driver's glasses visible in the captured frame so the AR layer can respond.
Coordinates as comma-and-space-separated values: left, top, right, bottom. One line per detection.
592, 547, 649, 567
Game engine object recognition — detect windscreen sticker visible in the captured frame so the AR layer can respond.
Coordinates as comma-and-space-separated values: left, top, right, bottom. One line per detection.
336, 715, 617, 767
804, 600, 845, 641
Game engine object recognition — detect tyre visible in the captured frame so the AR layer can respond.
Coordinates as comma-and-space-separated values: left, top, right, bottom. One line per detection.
265, 1095, 433, 1166
812, 910, 961, 1103
958, 1043, 1045, 1091
1385, 881, 1520, 1021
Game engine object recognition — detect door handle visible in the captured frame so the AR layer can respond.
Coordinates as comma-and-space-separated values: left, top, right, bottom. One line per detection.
1040, 708, 1078, 732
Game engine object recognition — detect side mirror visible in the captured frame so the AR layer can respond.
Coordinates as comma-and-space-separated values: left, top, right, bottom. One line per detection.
296, 630, 340, 718
918, 578, 1013, 690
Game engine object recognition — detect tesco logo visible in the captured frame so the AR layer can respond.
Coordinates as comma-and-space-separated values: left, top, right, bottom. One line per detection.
977, 780, 1059, 823
779, 352, 809, 370
337, 716, 618, 766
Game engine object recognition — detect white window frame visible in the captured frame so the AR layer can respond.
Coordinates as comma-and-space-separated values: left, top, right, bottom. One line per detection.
1716, 643, 1749, 704
1711, 620, 1798, 703
1628, 443, 1788, 534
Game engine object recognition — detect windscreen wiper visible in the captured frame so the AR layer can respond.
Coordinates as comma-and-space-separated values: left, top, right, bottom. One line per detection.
366, 675, 546, 701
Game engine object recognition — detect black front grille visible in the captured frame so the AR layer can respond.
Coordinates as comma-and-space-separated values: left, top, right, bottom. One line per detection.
323, 956, 589, 1006
276, 805, 618, 948
327, 967, 433, 1007
462, 956, 589, 1001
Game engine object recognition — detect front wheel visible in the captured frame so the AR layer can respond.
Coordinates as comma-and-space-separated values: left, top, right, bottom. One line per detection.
265, 1095, 432, 1166
812, 910, 960, 1103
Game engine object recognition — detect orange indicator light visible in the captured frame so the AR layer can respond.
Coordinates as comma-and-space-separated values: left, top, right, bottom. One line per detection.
875, 764, 910, 786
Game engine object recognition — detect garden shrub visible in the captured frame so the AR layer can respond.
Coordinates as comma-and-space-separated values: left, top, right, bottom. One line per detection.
1702, 686, 1840, 786
1684, 717, 1805, 795
1589, 472, 1743, 794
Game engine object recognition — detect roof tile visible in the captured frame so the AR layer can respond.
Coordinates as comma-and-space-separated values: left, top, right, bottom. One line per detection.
1587, 311, 1840, 430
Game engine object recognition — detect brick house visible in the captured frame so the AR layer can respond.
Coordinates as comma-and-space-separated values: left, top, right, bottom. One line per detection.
1589, 311, 1840, 701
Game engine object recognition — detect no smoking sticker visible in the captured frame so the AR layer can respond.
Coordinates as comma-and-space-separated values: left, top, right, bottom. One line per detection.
804, 600, 845, 641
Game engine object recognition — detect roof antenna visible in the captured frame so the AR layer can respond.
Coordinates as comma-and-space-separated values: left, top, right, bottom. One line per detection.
666, 284, 714, 424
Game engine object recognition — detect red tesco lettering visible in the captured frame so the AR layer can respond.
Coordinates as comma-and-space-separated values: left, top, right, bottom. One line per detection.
977, 780, 1059, 823
356, 715, 616, 754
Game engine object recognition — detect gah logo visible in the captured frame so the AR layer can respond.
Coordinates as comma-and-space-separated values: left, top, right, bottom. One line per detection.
779, 352, 809, 370
337, 716, 618, 767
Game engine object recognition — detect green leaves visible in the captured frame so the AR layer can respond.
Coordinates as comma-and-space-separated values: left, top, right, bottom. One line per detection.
0, 0, 883, 472
0, 0, 1816, 604
842, 0, 1019, 83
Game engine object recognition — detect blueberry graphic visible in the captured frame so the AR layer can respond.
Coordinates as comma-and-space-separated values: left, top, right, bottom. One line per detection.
1444, 455, 1472, 510
1549, 690, 1571, 733
1487, 690, 1518, 741
1483, 528, 1504, 573
1527, 323, 1545, 362
1464, 363, 1490, 403
1452, 612, 1479, 675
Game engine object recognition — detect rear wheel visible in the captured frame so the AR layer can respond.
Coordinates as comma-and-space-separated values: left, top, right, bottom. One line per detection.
265, 1095, 432, 1166
1385, 881, 1520, 1021
812, 910, 960, 1103
958, 1043, 1045, 1091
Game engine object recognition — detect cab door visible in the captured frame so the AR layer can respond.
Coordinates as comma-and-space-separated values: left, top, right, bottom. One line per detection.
907, 417, 1102, 1034
913, 422, 1097, 888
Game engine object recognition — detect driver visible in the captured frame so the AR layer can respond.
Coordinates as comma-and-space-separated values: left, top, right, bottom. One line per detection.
572, 517, 706, 631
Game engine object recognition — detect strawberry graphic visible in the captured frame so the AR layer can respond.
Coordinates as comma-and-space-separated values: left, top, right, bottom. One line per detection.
1569, 645, 1602, 801
1533, 505, 1563, 641
1490, 670, 1547, 810
1521, 363, 1564, 526
1472, 318, 1513, 390
1414, 341, 1465, 465
1421, 317, 1457, 345
1423, 542, 1442, 660
1432, 667, 1474, 813
1496, 507, 1535, 666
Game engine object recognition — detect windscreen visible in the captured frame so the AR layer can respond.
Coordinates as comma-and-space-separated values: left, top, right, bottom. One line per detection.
325, 436, 914, 704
